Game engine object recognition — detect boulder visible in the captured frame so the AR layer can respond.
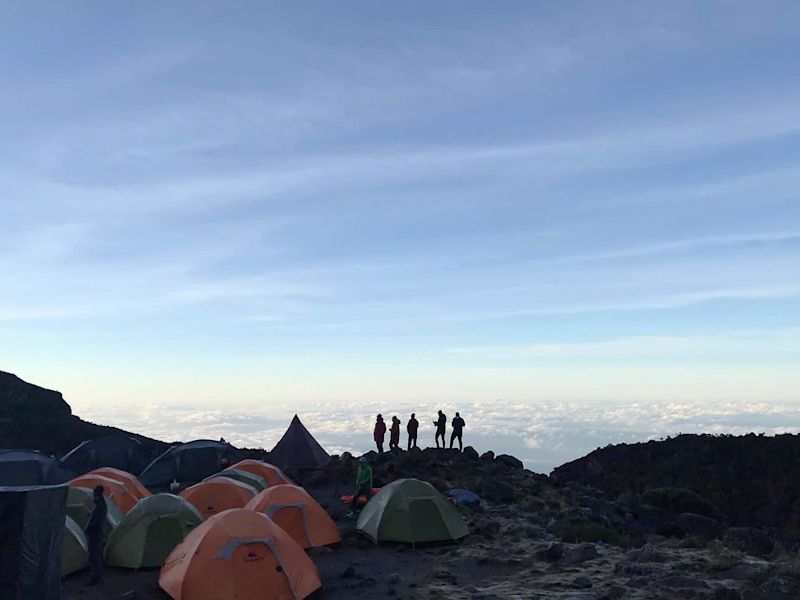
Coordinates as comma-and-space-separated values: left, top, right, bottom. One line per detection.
536, 542, 564, 562
481, 480, 515, 503
495, 454, 524, 469
677, 512, 725, 539
723, 527, 775, 557
462, 446, 479, 460
480, 450, 495, 461
564, 542, 598, 564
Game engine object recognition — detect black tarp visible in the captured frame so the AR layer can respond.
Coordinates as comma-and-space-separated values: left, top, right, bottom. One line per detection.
0, 485, 67, 600
0, 450, 74, 486
60, 435, 152, 475
268, 415, 330, 470
139, 440, 243, 487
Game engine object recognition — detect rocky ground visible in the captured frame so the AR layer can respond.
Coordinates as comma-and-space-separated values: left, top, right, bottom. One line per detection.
62, 447, 800, 599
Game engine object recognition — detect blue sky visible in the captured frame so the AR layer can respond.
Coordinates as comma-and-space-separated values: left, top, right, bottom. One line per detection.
1, 2, 799, 427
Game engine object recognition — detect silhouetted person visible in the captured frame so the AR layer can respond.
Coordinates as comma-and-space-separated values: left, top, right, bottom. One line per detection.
374, 414, 386, 453
349, 457, 373, 516
407, 413, 419, 449
450, 412, 465, 451
433, 410, 447, 448
389, 416, 401, 451
85, 485, 107, 585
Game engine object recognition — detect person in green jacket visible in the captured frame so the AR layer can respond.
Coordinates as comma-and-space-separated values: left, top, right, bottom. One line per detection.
349, 457, 373, 515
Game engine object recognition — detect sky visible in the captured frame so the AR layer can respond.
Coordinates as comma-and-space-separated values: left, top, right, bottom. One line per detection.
1, 2, 799, 469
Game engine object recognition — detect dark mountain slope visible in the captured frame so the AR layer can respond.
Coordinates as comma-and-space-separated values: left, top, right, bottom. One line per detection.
0, 370, 166, 458
552, 433, 800, 539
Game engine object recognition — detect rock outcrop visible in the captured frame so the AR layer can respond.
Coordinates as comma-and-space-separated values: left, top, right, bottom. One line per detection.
0, 370, 166, 457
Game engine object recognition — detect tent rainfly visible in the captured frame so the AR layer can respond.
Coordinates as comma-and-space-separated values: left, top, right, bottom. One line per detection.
267, 415, 330, 470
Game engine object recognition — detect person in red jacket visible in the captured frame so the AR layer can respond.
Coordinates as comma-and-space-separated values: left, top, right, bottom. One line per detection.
389, 416, 401, 451
373, 414, 386, 453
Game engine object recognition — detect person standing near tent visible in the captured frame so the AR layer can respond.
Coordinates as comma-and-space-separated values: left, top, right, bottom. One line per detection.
433, 410, 447, 448
85, 485, 107, 585
407, 413, 419, 449
389, 416, 401, 451
450, 412, 466, 451
348, 457, 373, 516
373, 414, 386, 453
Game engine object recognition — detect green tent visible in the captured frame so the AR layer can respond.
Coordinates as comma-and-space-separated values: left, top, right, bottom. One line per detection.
105, 493, 203, 568
206, 468, 267, 491
61, 516, 89, 577
356, 478, 469, 544
66, 486, 123, 541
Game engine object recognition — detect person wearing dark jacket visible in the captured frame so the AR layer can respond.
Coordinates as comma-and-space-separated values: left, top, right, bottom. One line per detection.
407, 413, 419, 450
433, 410, 447, 448
373, 414, 386, 453
85, 485, 107, 585
389, 416, 401, 451
450, 412, 466, 451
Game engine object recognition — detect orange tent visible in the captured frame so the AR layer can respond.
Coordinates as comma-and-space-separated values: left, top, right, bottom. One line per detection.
159, 508, 321, 600
230, 459, 292, 487
89, 467, 151, 500
69, 474, 139, 513
245, 484, 341, 549
180, 477, 256, 519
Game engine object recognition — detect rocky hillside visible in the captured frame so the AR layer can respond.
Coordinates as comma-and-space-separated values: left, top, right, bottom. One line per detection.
0, 370, 166, 457
552, 434, 800, 541
292, 447, 800, 599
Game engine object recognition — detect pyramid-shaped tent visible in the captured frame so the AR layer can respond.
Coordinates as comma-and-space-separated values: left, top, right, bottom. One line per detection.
268, 415, 330, 470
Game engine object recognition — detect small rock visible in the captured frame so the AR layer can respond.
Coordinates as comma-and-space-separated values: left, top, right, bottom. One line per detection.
571, 576, 593, 589
565, 542, 598, 565
387, 573, 402, 586
341, 565, 357, 579
657, 574, 709, 590
536, 542, 564, 562
753, 576, 800, 599
308, 546, 333, 556
119, 593, 137, 600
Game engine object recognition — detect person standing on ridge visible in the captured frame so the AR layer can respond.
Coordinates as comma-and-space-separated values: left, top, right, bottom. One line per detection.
407, 413, 419, 449
450, 412, 466, 451
85, 485, 107, 585
374, 414, 386, 453
433, 410, 447, 448
349, 457, 373, 516
389, 416, 401, 451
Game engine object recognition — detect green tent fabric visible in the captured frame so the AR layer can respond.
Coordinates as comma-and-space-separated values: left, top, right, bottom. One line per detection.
66, 486, 123, 541
356, 478, 469, 544
105, 493, 203, 568
207, 468, 267, 492
61, 516, 89, 577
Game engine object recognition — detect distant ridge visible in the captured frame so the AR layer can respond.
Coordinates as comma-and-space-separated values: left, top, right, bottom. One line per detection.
552, 433, 800, 539
0, 370, 167, 457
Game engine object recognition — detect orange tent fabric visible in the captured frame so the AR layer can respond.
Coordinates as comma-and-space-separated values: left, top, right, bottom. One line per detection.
340, 487, 383, 506
180, 477, 256, 519
230, 459, 292, 487
245, 484, 341, 549
159, 508, 321, 600
89, 467, 151, 500
69, 474, 139, 513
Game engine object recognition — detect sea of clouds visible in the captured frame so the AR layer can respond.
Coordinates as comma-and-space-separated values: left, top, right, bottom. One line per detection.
77, 398, 800, 473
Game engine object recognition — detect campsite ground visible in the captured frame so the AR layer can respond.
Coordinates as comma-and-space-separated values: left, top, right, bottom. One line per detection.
61, 449, 800, 599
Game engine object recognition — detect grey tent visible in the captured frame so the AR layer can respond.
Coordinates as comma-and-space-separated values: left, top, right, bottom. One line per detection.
0, 484, 67, 600
139, 440, 243, 488
60, 435, 152, 475
0, 450, 74, 486
268, 415, 330, 470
